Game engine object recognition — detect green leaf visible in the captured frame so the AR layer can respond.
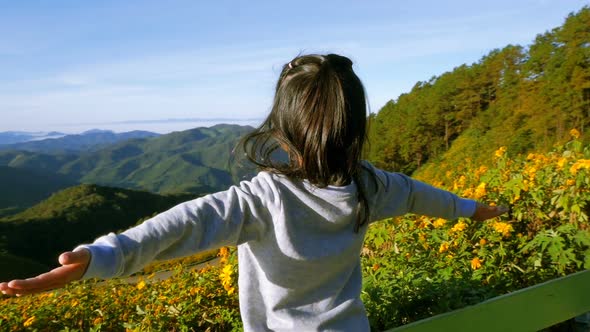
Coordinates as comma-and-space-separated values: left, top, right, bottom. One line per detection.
136, 305, 145, 315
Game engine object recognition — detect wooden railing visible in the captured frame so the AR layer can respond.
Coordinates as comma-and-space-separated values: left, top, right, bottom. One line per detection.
387, 269, 590, 332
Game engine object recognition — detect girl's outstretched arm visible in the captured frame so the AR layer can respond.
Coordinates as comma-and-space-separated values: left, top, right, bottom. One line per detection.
0, 249, 90, 296
366, 164, 509, 222
1, 174, 271, 296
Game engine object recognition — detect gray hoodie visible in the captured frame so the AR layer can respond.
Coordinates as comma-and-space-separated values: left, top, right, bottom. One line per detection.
78, 162, 476, 331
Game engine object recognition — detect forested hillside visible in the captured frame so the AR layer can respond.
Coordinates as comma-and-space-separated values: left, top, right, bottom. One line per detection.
0, 184, 196, 276
0, 166, 76, 216
64, 124, 252, 193
368, 7, 590, 177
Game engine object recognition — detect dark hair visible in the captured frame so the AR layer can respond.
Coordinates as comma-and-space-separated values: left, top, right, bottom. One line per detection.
240, 53, 373, 231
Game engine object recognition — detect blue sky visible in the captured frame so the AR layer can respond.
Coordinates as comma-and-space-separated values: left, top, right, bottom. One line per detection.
1, 0, 588, 134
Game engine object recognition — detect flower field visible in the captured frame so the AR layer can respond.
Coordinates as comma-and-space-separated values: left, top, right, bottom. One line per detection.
362, 131, 590, 330
2, 133, 590, 331
0, 248, 241, 331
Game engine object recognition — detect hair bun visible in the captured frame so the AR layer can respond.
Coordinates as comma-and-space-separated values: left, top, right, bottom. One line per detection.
325, 54, 353, 69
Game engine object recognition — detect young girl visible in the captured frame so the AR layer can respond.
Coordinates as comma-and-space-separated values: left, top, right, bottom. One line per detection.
0, 54, 507, 331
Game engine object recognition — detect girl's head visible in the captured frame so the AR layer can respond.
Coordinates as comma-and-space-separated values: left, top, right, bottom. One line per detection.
243, 53, 368, 187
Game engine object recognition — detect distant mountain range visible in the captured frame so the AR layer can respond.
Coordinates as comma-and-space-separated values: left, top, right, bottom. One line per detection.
0, 131, 66, 145
0, 124, 254, 212
0, 129, 160, 153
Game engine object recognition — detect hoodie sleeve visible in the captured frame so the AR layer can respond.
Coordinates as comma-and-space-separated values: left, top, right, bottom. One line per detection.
366, 164, 476, 222
76, 173, 275, 279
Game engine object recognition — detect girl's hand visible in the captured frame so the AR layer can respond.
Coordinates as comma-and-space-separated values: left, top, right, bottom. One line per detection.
472, 202, 509, 222
0, 249, 90, 296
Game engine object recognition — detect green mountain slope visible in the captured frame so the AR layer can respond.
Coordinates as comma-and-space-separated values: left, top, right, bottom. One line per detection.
0, 166, 76, 212
0, 184, 196, 269
60, 124, 252, 193
60, 125, 252, 193
367, 7, 590, 177
0, 150, 78, 175
0, 252, 49, 281
0, 124, 254, 196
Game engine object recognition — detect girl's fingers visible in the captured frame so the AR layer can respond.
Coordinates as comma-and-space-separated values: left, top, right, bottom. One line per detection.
1, 250, 89, 296
7, 250, 89, 291
0, 281, 11, 294
8, 263, 83, 290
59, 249, 90, 265
496, 206, 510, 216
8, 281, 65, 296
8, 275, 57, 290
472, 203, 509, 221
2, 282, 63, 296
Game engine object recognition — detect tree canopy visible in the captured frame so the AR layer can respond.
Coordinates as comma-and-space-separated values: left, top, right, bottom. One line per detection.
367, 7, 590, 177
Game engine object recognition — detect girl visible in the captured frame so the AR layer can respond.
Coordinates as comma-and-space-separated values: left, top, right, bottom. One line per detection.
0, 54, 507, 331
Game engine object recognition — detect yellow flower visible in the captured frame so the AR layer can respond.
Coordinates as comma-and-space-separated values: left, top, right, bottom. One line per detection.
439, 242, 449, 253
219, 264, 236, 295
71, 299, 79, 307
570, 128, 581, 139
511, 193, 520, 204
522, 179, 530, 191
566, 179, 576, 186
219, 247, 230, 264
136, 280, 146, 290
93, 317, 103, 325
417, 218, 430, 229
492, 222, 513, 237
418, 233, 426, 242
473, 182, 487, 199
494, 146, 507, 158
570, 159, 590, 175
453, 175, 467, 190
221, 264, 233, 276
190, 287, 201, 296
479, 238, 487, 246
220, 264, 234, 288
431, 180, 443, 187
557, 157, 568, 170
433, 218, 446, 228
23, 316, 35, 327
450, 221, 467, 233
462, 188, 474, 198
474, 166, 488, 179
471, 257, 482, 270
525, 164, 538, 180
